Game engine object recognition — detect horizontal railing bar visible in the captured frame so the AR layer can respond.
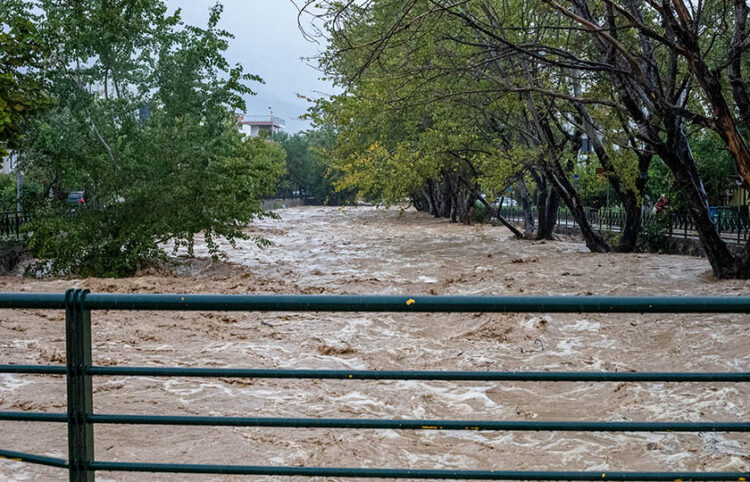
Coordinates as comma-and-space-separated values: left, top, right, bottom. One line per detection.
87, 462, 750, 480
83, 293, 750, 312
85, 366, 750, 382
0, 448, 68, 469
0, 292, 748, 313
0, 412, 67, 423
5, 364, 746, 383
0, 364, 66, 375
0, 292, 66, 309
88, 414, 750, 432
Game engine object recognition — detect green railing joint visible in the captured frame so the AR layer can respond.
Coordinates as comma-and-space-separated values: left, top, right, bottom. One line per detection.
64, 288, 94, 482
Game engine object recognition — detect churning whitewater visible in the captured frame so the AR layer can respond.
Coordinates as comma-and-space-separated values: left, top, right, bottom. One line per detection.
0, 206, 748, 480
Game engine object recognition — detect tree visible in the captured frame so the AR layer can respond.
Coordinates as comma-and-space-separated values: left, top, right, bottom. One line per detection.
308, 0, 634, 244
274, 127, 356, 205
0, 0, 51, 156
306, 0, 750, 276
19, 1, 285, 276
524, 0, 750, 277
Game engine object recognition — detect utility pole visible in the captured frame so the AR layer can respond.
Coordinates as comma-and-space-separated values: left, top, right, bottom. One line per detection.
15, 151, 23, 211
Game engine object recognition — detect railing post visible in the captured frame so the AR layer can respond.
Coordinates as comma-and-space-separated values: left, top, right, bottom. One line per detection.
684, 214, 688, 239
668, 214, 673, 238
65, 289, 94, 482
737, 213, 741, 244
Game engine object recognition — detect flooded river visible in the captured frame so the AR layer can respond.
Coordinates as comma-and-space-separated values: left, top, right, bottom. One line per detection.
0, 206, 748, 480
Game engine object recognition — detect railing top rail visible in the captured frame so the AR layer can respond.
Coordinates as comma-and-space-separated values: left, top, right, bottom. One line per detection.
82, 293, 750, 312
3, 364, 749, 381
1, 292, 750, 313
84, 463, 750, 480
0, 292, 66, 309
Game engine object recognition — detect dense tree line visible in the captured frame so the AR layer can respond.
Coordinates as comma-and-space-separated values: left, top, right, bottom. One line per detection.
273, 127, 357, 205
304, 0, 750, 278
1, 0, 285, 276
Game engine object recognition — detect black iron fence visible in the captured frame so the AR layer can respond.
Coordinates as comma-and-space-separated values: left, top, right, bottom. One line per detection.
0, 211, 31, 239
499, 206, 750, 244
0, 291, 748, 480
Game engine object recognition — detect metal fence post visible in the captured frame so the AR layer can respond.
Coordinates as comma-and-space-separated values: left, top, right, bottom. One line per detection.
65, 289, 94, 482
668, 214, 673, 238
684, 214, 688, 239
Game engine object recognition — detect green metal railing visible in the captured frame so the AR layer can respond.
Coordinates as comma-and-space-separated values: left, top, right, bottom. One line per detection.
0, 290, 748, 481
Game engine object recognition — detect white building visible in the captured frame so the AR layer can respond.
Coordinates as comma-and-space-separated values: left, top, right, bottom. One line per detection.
1, 151, 18, 174
237, 111, 285, 138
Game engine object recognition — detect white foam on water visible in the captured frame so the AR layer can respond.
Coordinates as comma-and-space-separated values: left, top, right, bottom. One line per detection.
566, 319, 601, 332
0, 374, 33, 391
699, 432, 746, 456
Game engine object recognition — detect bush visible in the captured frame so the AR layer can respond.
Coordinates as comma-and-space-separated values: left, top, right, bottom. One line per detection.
638, 215, 670, 253
473, 200, 490, 223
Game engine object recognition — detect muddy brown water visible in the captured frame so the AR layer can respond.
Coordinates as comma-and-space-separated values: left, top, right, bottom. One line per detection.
0, 206, 748, 481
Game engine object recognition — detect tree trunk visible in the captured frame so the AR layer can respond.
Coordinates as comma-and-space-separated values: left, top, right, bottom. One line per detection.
542, 157, 612, 252
439, 172, 453, 219
728, 0, 750, 127
421, 188, 433, 215
476, 191, 525, 239
574, 100, 647, 252
515, 176, 536, 235
422, 180, 439, 216
430, 179, 445, 218
535, 174, 559, 240
617, 152, 651, 252
618, 200, 641, 252
660, 120, 741, 276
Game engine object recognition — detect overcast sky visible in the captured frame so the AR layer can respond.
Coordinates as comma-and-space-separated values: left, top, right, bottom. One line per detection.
165, 1, 334, 133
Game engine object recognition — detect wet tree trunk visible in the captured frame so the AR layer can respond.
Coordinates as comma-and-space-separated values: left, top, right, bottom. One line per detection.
449, 195, 458, 223
474, 189, 525, 239
617, 152, 651, 252
541, 157, 612, 253
574, 100, 648, 252
618, 197, 642, 252
422, 188, 434, 215
538, 190, 559, 240
522, 89, 610, 252
462, 189, 477, 225
444, 171, 467, 223
515, 176, 536, 236
657, 119, 744, 277
422, 180, 439, 217
533, 171, 559, 240
439, 172, 453, 219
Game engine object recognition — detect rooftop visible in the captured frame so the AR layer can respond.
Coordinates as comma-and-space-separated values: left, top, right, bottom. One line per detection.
238, 114, 285, 127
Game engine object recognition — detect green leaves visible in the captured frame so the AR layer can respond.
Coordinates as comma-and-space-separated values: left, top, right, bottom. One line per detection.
0, 2, 52, 155
16, 0, 284, 276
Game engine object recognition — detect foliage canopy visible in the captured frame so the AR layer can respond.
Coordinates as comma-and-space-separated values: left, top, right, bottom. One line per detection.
12, 0, 286, 276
